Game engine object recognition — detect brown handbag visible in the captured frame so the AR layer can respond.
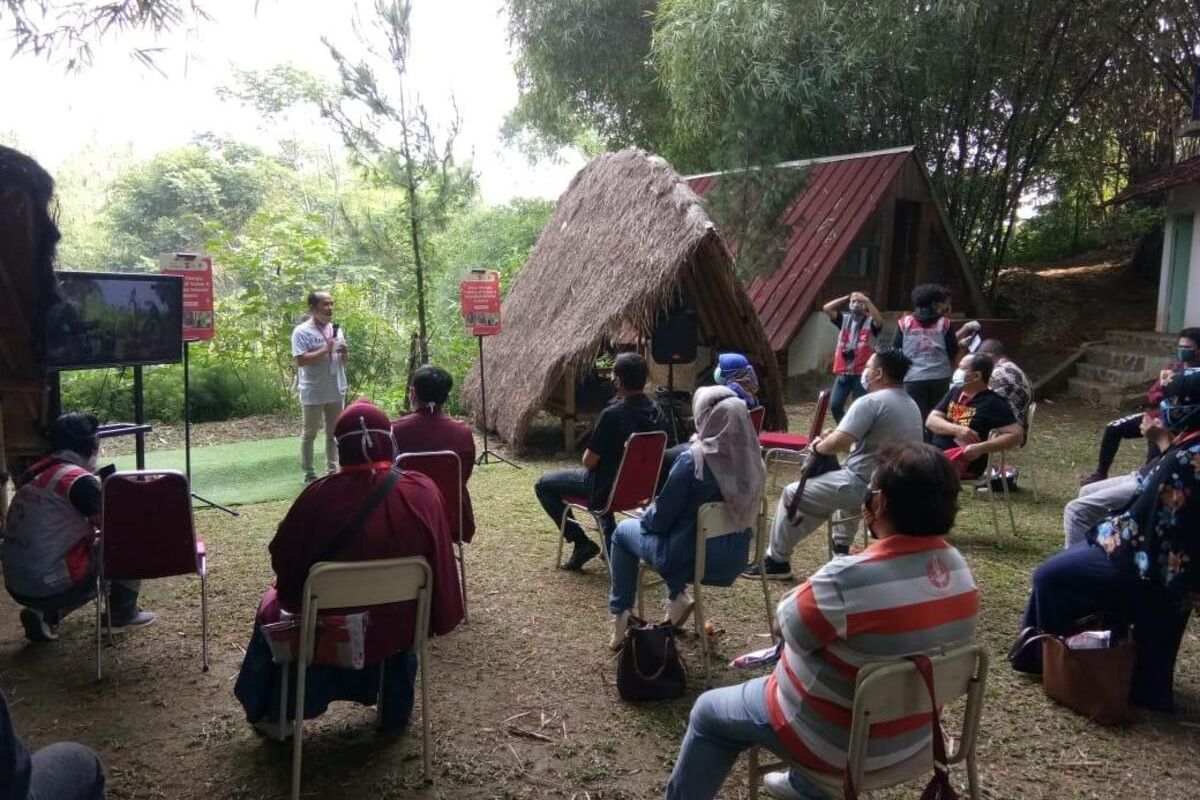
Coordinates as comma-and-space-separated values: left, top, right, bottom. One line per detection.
844, 655, 958, 800
616, 616, 687, 702
1034, 633, 1135, 726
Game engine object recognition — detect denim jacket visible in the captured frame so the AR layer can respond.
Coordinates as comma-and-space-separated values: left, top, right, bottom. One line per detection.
640, 449, 752, 587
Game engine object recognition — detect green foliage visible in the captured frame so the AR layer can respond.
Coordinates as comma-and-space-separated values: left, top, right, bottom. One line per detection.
102, 138, 289, 269
506, 0, 1199, 286
426, 198, 554, 410
1007, 204, 1164, 265
504, 0, 671, 160
58, 361, 287, 424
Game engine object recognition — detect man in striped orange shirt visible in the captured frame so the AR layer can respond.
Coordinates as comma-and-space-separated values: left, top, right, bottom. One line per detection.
665, 442, 979, 800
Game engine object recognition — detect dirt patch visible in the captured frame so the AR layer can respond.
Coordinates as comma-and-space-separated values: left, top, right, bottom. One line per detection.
996, 245, 1158, 380
101, 414, 299, 457
3, 399, 1200, 799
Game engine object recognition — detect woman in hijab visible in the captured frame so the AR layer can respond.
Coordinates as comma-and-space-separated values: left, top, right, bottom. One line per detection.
234, 401, 464, 737
606, 386, 766, 649
714, 353, 761, 409
1010, 368, 1200, 711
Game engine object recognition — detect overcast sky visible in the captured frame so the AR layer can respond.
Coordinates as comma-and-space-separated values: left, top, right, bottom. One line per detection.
0, 0, 583, 203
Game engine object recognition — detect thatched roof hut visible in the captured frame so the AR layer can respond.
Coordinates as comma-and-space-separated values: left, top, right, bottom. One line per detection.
0, 146, 58, 477
461, 148, 786, 452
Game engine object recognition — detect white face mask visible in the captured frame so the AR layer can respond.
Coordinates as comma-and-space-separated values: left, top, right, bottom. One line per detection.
951, 368, 966, 386
860, 367, 879, 391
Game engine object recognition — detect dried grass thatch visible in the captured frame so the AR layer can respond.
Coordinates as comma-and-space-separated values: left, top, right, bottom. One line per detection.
461, 149, 786, 451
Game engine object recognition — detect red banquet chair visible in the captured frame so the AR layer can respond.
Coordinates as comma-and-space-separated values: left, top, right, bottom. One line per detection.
394, 450, 470, 622
553, 430, 668, 572
758, 390, 830, 453
748, 405, 766, 434
97, 470, 208, 680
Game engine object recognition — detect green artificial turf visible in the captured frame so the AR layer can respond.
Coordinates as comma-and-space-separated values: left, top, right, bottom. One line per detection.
112, 435, 307, 507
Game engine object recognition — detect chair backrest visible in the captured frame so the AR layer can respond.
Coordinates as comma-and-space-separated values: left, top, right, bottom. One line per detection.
748, 405, 766, 434
603, 430, 668, 514
299, 557, 432, 664
101, 470, 199, 580
1023, 401, 1037, 448
394, 451, 463, 543
845, 643, 989, 790
693, 501, 748, 581
808, 390, 831, 440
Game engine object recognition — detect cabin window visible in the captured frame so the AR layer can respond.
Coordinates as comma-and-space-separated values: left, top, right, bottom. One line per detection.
839, 218, 879, 278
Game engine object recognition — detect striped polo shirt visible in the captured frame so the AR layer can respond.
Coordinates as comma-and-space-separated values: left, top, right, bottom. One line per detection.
765, 534, 978, 774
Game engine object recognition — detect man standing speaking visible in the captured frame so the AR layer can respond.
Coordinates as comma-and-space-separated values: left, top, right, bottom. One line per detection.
292, 291, 348, 483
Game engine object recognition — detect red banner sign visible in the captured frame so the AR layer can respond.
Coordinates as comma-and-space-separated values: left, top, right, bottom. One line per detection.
460, 270, 501, 336
160, 253, 215, 341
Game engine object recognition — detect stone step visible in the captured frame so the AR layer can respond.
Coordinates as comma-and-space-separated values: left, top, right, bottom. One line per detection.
1074, 362, 1155, 388
1067, 376, 1130, 409
1082, 344, 1170, 378
1104, 329, 1177, 354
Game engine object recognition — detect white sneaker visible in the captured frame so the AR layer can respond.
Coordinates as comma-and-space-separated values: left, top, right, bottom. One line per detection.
763, 770, 821, 799
609, 610, 631, 651
667, 590, 695, 628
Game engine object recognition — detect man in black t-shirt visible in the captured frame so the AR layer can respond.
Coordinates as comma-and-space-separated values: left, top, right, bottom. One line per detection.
534, 353, 666, 571
925, 353, 1024, 479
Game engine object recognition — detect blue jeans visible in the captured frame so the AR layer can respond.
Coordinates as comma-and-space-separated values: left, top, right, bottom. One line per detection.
829, 374, 866, 423
666, 677, 833, 800
609, 519, 688, 615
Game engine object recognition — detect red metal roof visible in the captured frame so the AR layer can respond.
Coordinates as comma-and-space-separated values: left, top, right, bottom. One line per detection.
1109, 154, 1200, 206
687, 147, 913, 352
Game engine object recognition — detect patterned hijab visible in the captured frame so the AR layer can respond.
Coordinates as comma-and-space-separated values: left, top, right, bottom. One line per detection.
689, 386, 766, 530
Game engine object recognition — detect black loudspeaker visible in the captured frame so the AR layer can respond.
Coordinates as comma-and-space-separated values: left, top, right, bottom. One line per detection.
652, 304, 697, 364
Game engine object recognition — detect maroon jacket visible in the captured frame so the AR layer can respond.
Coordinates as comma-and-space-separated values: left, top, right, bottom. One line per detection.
391, 408, 477, 543
269, 466, 464, 663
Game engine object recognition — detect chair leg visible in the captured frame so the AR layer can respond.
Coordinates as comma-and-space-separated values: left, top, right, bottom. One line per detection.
278, 665, 289, 743
200, 571, 209, 672
555, 507, 569, 569
376, 658, 386, 730
986, 480, 1000, 539
291, 659, 307, 800
748, 746, 761, 800
94, 576, 103, 682
457, 541, 468, 624
967, 751, 981, 800
421, 639, 432, 785
636, 567, 647, 620
1000, 463, 1017, 537
695, 583, 709, 686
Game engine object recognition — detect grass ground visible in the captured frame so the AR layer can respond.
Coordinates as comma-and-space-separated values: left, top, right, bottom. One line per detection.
3, 398, 1200, 799
113, 436, 306, 507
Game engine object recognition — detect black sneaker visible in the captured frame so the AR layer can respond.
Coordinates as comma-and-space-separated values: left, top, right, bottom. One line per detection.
831, 543, 851, 556
19, 608, 57, 643
1078, 471, 1106, 487
742, 557, 793, 581
560, 539, 602, 571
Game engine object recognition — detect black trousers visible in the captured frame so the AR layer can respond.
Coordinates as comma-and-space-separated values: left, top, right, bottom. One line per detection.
534, 468, 614, 546
904, 378, 950, 440
1096, 413, 1161, 476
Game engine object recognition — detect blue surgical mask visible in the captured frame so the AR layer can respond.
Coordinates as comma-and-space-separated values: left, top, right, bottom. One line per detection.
951, 368, 966, 387
713, 367, 723, 384
860, 372, 871, 391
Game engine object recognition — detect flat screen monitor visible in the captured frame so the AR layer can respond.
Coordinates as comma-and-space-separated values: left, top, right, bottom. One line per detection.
46, 271, 184, 371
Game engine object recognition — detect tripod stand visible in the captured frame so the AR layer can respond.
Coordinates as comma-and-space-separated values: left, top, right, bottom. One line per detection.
474, 335, 519, 468
183, 342, 238, 516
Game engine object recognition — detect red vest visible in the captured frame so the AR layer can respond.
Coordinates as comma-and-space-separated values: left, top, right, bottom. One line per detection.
832, 316, 876, 375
